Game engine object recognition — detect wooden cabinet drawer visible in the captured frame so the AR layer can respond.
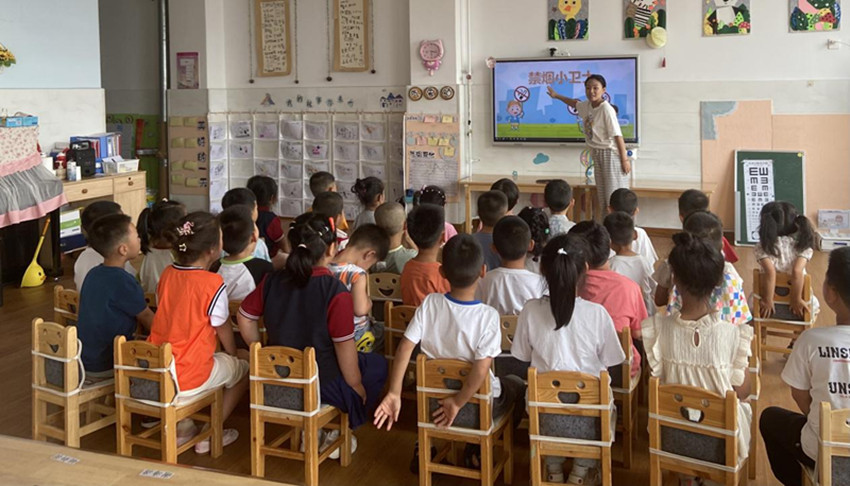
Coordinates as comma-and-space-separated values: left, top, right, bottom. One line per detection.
63, 179, 113, 203
113, 173, 145, 194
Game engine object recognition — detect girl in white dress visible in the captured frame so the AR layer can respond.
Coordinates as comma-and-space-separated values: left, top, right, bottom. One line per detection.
642, 232, 754, 486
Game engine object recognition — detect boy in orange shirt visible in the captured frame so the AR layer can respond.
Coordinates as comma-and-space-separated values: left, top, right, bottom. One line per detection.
400, 204, 450, 306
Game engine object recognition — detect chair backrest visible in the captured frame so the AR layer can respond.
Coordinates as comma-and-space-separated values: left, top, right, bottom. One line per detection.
528, 368, 612, 446
819, 402, 850, 486
229, 300, 266, 345
53, 285, 79, 326
748, 336, 760, 401
249, 343, 320, 416
385, 302, 417, 361
499, 315, 518, 351
610, 327, 633, 393
114, 335, 177, 405
649, 377, 739, 469
368, 272, 402, 302
416, 354, 494, 433
144, 292, 157, 308
32, 317, 81, 394
752, 269, 813, 323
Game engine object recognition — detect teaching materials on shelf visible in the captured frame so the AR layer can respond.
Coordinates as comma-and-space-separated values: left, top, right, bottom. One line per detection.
333, 0, 371, 72
404, 113, 461, 201
168, 116, 210, 196
209, 112, 403, 220
254, 0, 292, 77
734, 150, 805, 246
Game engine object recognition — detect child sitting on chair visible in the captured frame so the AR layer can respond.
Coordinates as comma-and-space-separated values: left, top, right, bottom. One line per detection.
137, 199, 186, 293
74, 201, 136, 290
604, 211, 656, 316
400, 204, 450, 306
77, 214, 154, 380
210, 204, 273, 301
375, 202, 417, 274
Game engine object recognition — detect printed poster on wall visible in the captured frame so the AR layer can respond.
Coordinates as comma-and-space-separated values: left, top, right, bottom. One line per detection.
703, 0, 751, 36
743, 160, 775, 243
624, 0, 667, 39
548, 0, 589, 40
177, 52, 199, 89
789, 0, 841, 32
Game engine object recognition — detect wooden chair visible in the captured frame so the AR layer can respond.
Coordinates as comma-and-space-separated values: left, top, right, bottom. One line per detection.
229, 300, 267, 346
752, 270, 814, 361
53, 286, 79, 326
804, 402, 850, 486
114, 335, 223, 464
368, 272, 402, 323
31, 318, 115, 447
416, 354, 514, 486
143, 292, 157, 309
747, 335, 761, 480
648, 377, 747, 486
494, 315, 528, 382
249, 343, 350, 486
611, 327, 638, 470
528, 368, 613, 486
385, 301, 418, 400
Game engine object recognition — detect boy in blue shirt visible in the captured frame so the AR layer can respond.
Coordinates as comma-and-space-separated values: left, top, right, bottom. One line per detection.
77, 213, 154, 379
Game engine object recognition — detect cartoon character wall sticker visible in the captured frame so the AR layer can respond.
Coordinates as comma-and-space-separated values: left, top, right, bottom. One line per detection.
548, 0, 589, 40
624, 0, 667, 39
704, 0, 752, 36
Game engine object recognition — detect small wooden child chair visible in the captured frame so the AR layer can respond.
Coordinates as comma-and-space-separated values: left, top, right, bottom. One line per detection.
747, 335, 761, 480
249, 343, 350, 486
648, 377, 747, 486
752, 269, 814, 361
495, 315, 529, 382
114, 335, 223, 464
416, 354, 514, 486
528, 368, 614, 486
802, 402, 850, 486
611, 327, 638, 470
385, 302, 418, 400
368, 272, 402, 323
31, 318, 115, 447
53, 286, 79, 326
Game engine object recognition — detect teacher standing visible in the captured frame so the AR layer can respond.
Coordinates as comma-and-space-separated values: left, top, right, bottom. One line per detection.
547, 74, 630, 220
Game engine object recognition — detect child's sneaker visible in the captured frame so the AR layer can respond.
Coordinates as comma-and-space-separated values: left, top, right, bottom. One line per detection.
547, 463, 565, 483
325, 430, 357, 460
194, 428, 238, 454
567, 464, 601, 486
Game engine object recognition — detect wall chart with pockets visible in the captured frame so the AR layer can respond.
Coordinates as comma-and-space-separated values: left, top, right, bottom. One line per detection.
207, 112, 403, 219
168, 116, 210, 196
404, 113, 461, 201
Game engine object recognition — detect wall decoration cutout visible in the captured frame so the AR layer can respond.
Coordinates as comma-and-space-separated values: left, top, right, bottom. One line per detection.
703, 0, 751, 36
790, 0, 841, 32
333, 0, 371, 72
624, 0, 667, 39
0, 41, 16, 72
548, 0, 589, 41
254, 0, 292, 76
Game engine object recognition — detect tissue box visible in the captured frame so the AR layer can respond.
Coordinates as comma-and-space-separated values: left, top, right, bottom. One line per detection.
0, 115, 38, 127
102, 157, 139, 174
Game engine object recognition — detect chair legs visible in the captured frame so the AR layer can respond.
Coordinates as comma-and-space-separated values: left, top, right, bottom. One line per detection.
304, 417, 319, 486
419, 427, 431, 486
162, 408, 178, 464
211, 388, 224, 458
250, 408, 265, 478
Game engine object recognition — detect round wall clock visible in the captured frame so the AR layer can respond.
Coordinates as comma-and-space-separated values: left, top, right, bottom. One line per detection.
440, 86, 455, 100
423, 86, 439, 100
419, 39, 444, 76
408, 86, 423, 101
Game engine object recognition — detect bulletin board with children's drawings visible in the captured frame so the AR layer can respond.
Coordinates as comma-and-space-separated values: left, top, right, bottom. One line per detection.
404, 113, 461, 201
207, 112, 404, 219
168, 116, 210, 196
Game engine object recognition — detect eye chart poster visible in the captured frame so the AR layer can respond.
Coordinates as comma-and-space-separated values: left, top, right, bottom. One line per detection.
743, 160, 774, 243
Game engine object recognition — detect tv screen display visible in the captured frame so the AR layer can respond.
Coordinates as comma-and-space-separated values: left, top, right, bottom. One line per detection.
492, 56, 639, 144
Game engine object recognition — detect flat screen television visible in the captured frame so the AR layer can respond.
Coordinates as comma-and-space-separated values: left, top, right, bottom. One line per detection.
492, 56, 639, 145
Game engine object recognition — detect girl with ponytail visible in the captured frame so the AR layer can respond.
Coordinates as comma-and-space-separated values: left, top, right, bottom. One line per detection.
510, 234, 625, 484
755, 201, 818, 319
642, 232, 754, 476
351, 176, 385, 230
237, 212, 388, 433
137, 199, 186, 293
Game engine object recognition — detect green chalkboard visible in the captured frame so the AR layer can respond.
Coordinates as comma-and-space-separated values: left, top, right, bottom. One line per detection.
734, 150, 805, 246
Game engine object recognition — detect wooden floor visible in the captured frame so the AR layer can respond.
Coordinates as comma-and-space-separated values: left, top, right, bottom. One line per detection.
0, 236, 833, 486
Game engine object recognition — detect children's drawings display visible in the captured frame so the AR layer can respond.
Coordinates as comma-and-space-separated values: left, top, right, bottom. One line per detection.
789, 0, 841, 32
334, 0, 371, 72
168, 116, 209, 196
624, 0, 666, 39
209, 112, 403, 221
703, 0, 751, 36
404, 114, 461, 200
742, 160, 775, 243
548, 0, 589, 40
254, 0, 292, 76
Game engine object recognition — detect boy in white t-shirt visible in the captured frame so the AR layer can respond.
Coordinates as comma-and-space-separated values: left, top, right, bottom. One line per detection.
604, 211, 656, 316
74, 201, 136, 290
374, 233, 526, 470
761, 247, 850, 486
476, 216, 545, 316
544, 179, 576, 237
608, 188, 658, 268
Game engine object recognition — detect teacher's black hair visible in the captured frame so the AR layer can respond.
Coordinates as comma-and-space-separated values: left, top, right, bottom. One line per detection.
584, 74, 607, 88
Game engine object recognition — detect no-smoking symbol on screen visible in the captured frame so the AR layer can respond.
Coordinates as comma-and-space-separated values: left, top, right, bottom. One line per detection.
514, 86, 530, 102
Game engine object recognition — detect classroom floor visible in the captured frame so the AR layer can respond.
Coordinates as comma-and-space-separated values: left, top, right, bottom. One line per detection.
0, 235, 833, 486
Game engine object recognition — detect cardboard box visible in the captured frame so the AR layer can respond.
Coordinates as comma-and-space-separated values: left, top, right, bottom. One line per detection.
0, 115, 38, 127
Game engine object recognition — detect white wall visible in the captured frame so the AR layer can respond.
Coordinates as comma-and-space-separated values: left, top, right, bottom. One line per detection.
0, 0, 104, 149
99, 0, 160, 114
461, 0, 850, 227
